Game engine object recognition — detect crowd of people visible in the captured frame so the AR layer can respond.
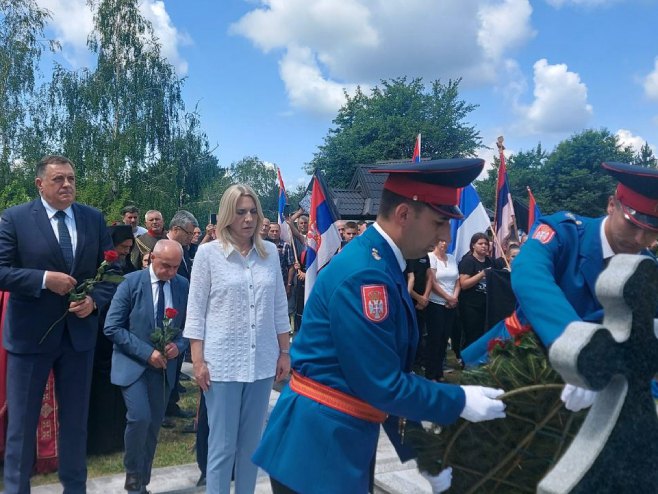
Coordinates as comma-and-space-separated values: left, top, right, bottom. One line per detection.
1, 154, 657, 494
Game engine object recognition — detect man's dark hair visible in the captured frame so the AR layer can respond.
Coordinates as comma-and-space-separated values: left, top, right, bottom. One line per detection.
345, 221, 358, 230
36, 155, 74, 178
377, 189, 425, 219
121, 205, 139, 215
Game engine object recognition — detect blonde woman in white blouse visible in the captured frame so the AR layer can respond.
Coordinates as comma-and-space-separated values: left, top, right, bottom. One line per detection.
184, 184, 291, 494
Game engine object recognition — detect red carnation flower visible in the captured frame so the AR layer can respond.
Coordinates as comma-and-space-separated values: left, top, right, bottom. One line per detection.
104, 250, 119, 263
487, 337, 505, 354
165, 307, 178, 319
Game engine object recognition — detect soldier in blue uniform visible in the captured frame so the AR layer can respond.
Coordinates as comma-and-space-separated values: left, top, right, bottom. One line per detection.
463, 161, 658, 411
253, 159, 507, 494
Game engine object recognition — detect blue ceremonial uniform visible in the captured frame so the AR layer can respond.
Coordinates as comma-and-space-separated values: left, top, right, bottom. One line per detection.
512, 212, 608, 346
253, 225, 466, 494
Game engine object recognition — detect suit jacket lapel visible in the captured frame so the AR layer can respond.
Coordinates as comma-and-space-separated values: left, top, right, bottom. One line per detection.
71, 203, 87, 273
32, 199, 68, 272
141, 269, 156, 329
170, 276, 184, 324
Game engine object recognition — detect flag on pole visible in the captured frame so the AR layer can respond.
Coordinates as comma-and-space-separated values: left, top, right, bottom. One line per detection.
412, 133, 421, 163
305, 171, 342, 302
526, 186, 542, 234
448, 185, 491, 263
494, 137, 518, 257
277, 168, 292, 243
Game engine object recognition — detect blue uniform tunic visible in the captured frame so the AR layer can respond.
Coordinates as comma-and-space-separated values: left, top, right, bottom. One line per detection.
512, 213, 607, 346
463, 212, 657, 365
253, 226, 466, 493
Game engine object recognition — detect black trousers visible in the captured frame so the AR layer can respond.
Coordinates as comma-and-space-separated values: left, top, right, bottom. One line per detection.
424, 302, 456, 380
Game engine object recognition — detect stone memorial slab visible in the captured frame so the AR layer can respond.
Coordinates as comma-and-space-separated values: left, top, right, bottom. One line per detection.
538, 254, 658, 493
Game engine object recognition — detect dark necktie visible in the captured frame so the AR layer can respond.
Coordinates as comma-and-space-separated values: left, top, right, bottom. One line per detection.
55, 210, 73, 271
156, 280, 166, 328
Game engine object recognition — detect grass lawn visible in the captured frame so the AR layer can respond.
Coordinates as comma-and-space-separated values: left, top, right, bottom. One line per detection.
1, 379, 200, 489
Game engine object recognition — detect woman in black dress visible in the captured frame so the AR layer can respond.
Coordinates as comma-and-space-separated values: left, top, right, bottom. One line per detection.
457, 232, 493, 351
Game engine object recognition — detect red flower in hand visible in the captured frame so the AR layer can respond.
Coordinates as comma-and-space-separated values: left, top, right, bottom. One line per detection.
165, 307, 178, 319
104, 250, 119, 263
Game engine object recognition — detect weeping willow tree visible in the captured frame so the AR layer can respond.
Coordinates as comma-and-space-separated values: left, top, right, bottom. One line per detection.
25, 0, 220, 221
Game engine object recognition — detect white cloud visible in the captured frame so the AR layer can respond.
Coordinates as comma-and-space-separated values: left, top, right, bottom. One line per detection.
231, 0, 535, 115
643, 58, 658, 101
616, 129, 657, 156
140, 1, 190, 74
36, 0, 94, 68
279, 45, 364, 116
478, 0, 535, 61
515, 59, 593, 134
36, 0, 189, 73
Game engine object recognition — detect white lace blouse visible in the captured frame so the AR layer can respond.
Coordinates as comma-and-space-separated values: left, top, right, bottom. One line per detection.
183, 239, 290, 382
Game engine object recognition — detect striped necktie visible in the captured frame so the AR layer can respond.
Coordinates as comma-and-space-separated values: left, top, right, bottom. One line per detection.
55, 210, 73, 271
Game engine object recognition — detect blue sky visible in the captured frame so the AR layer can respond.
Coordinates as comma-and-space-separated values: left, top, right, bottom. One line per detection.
36, 0, 658, 188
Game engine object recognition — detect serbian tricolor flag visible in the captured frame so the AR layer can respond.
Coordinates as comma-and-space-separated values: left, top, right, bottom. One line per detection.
448, 185, 491, 263
527, 186, 541, 234
305, 171, 342, 302
494, 140, 518, 257
277, 168, 292, 243
412, 133, 421, 163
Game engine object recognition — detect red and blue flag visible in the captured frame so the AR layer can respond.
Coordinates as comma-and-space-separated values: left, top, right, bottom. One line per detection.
305, 171, 341, 301
412, 133, 421, 163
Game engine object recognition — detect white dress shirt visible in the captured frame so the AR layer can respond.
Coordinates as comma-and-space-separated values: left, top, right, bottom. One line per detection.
149, 265, 172, 321
41, 198, 78, 288
183, 239, 289, 382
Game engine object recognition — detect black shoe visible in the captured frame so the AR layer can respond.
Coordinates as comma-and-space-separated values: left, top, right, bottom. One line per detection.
179, 373, 191, 381
161, 417, 175, 429
165, 405, 195, 419
196, 474, 206, 487
125, 472, 141, 492
181, 421, 197, 433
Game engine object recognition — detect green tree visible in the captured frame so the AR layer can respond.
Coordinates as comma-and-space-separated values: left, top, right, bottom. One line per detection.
230, 156, 278, 218
541, 129, 634, 216
634, 141, 657, 168
308, 77, 482, 187
42, 0, 186, 215
0, 0, 52, 190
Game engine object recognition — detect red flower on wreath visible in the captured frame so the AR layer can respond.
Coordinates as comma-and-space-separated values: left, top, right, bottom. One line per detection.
165, 307, 178, 319
104, 250, 119, 263
487, 337, 505, 354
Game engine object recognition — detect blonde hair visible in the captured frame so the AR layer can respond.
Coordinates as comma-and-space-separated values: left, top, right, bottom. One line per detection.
216, 184, 268, 258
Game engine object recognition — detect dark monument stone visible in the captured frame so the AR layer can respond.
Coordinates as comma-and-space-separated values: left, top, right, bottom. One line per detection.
538, 254, 658, 493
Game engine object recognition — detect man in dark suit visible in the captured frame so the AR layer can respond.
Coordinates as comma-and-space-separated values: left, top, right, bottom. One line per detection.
0, 155, 115, 493
162, 210, 197, 423
104, 239, 188, 494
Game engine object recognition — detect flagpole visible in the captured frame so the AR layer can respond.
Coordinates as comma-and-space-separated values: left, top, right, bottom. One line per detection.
493, 136, 511, 270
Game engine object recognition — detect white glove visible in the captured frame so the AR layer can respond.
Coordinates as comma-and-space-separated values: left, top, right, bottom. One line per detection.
421, 467, 452, 493
459, 386, 506, 422
560, 383, 597, 412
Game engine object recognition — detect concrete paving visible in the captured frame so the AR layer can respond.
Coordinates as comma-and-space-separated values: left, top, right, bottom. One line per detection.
31, 364, 432, 494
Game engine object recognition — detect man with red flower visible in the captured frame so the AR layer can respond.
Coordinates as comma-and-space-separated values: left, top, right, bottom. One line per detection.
0, 155, 116, 493
104, 239, 188, 494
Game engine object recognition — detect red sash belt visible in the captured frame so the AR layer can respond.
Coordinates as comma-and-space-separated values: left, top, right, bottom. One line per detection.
290, 371, 387, 424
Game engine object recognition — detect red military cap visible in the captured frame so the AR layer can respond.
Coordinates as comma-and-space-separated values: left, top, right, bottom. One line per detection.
602, 162, 658, 232
370, 158, 484, 219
